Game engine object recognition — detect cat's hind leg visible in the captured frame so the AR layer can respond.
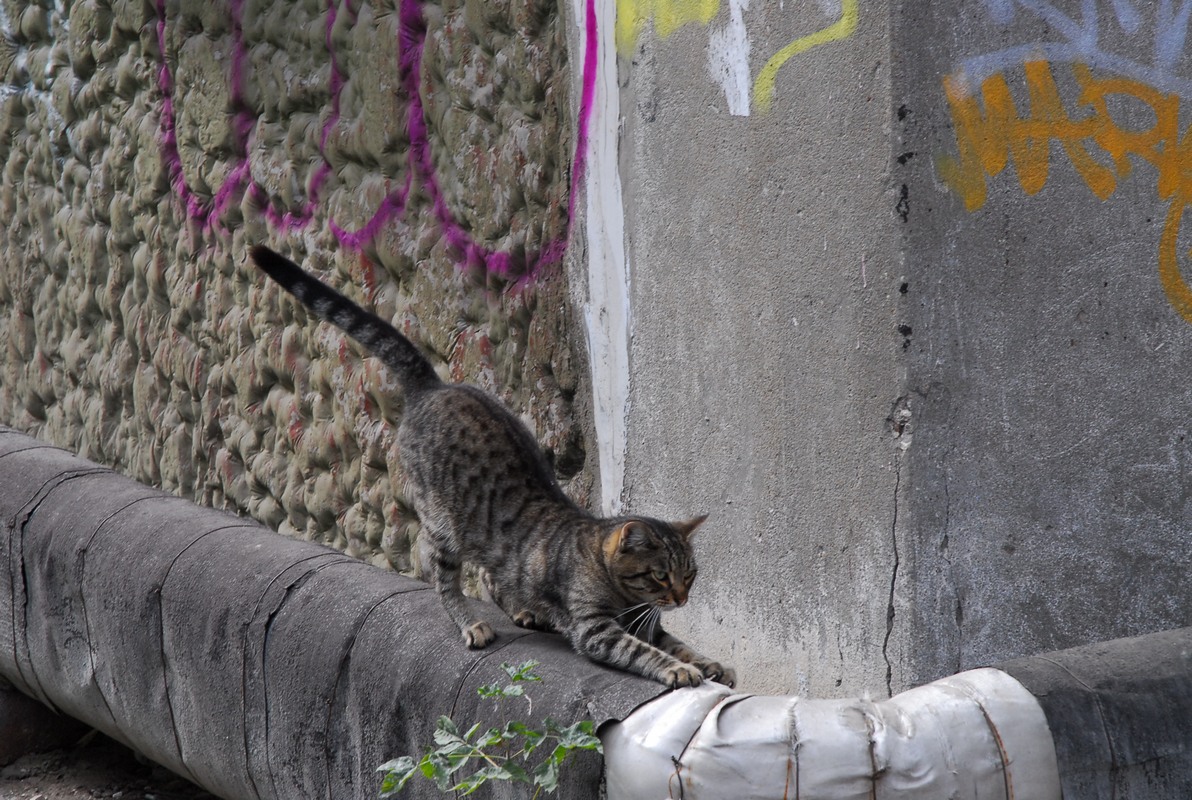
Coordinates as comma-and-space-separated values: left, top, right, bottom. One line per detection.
431, 547, 495, 649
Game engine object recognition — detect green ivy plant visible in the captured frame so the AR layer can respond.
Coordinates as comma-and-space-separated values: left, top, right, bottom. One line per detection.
378, 660, 603, 798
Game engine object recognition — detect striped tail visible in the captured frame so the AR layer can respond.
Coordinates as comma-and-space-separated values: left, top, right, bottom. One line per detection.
250, 246, 442, 394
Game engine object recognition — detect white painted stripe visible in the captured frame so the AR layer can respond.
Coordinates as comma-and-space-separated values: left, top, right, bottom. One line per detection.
576, 0, 631, 515
708, 0, 752, 116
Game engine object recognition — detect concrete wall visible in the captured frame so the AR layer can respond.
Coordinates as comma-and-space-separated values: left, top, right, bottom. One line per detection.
610, 0, 1191, 695
610, 0, 904, 695
1, 0, 1188, 703
894, 0, 1192, 688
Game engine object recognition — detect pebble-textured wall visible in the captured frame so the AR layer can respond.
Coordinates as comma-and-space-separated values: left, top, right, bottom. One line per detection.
0, 0, 592, 575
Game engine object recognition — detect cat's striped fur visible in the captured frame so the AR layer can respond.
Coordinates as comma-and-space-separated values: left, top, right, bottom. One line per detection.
250, 246, 735, 689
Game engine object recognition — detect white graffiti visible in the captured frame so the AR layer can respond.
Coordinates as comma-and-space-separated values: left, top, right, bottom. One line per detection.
959, 0, 1192, 95
708, 0, 752, 115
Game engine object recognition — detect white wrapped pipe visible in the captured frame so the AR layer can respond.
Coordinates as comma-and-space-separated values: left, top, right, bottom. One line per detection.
602, 667, 1061, 800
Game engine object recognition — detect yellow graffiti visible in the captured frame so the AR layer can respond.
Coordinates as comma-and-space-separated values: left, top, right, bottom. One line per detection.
615, 1, 859, 114
940, 61, 1192, 323
615, 0, 719, 56
752, 0, 859, 114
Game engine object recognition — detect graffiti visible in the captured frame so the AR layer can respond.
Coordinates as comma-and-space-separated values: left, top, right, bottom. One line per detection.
617, 0, 858, 115
616, 0, 720, 56
957, 0, 1192, 98
940, 59, 1192, 323
753, 0, 857, 113
155, 0, 598, 279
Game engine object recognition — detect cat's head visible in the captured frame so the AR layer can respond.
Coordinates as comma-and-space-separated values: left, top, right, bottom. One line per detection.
602, 515, 707, 609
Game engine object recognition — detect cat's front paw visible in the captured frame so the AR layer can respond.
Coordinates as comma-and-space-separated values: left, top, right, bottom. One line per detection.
662, 662, 704, 689
696, 661, 736, 688
463, 621, 496, 649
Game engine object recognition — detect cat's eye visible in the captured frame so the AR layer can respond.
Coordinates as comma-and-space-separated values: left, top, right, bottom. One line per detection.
652, 569, 670, 584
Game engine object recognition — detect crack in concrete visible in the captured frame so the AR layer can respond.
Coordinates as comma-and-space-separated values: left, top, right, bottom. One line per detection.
881, 456, 902, 698
941, 449, 962, 676
448, 627, 535, 723
257, 558, 350, 798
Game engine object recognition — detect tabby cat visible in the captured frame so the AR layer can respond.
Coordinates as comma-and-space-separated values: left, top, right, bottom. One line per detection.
249, 246, 735, 689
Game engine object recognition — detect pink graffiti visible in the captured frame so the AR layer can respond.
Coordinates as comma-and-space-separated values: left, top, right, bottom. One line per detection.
155, 0, 598, 279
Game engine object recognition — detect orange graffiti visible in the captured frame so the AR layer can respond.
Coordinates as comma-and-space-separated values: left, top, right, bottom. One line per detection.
940, 61, 1192, 323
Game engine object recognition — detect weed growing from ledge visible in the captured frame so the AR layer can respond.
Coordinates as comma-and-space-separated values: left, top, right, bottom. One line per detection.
378, 660, 603, 797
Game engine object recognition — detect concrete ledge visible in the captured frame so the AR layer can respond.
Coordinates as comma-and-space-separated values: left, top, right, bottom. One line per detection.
0, 426, 662, 799
998, 626, 1192, 800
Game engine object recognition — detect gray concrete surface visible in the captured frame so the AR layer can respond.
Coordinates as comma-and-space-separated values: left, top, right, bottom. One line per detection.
895, 0, 1192, 688
614, 1, 903, 695
999, 626, 1192, 799
611, 0, 1190, 696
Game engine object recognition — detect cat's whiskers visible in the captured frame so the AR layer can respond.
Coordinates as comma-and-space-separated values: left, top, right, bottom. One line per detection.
613, 602, 650, 621
624, 605, 656, 637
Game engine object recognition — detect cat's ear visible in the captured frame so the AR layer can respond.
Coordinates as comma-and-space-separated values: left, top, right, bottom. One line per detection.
673, 514, 708, 540
604, 520, 652, 559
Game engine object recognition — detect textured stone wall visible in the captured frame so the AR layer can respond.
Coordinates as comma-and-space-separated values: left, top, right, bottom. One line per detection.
0, 0, 591, 575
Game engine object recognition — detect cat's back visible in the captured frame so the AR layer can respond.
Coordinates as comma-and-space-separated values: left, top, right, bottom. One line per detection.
399, 383, 563, 500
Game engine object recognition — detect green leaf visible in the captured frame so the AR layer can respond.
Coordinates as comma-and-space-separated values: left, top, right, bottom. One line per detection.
531, 758, 560, 793
452, 762, 532, 796
426, 752, 454, 791
377, 756, 418, 797
433, 716, 468, 747
501, 761, 531, 783
477, 682, 504, 698
376, 661, 601, 796
502, 660, 542, 683
557, 720, 602, 752
417, 753, 442, 788
520, 728, 547, 758
477, 726, 507, 748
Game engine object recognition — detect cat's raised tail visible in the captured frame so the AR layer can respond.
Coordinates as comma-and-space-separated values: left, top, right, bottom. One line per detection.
250, 246, 442, 395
